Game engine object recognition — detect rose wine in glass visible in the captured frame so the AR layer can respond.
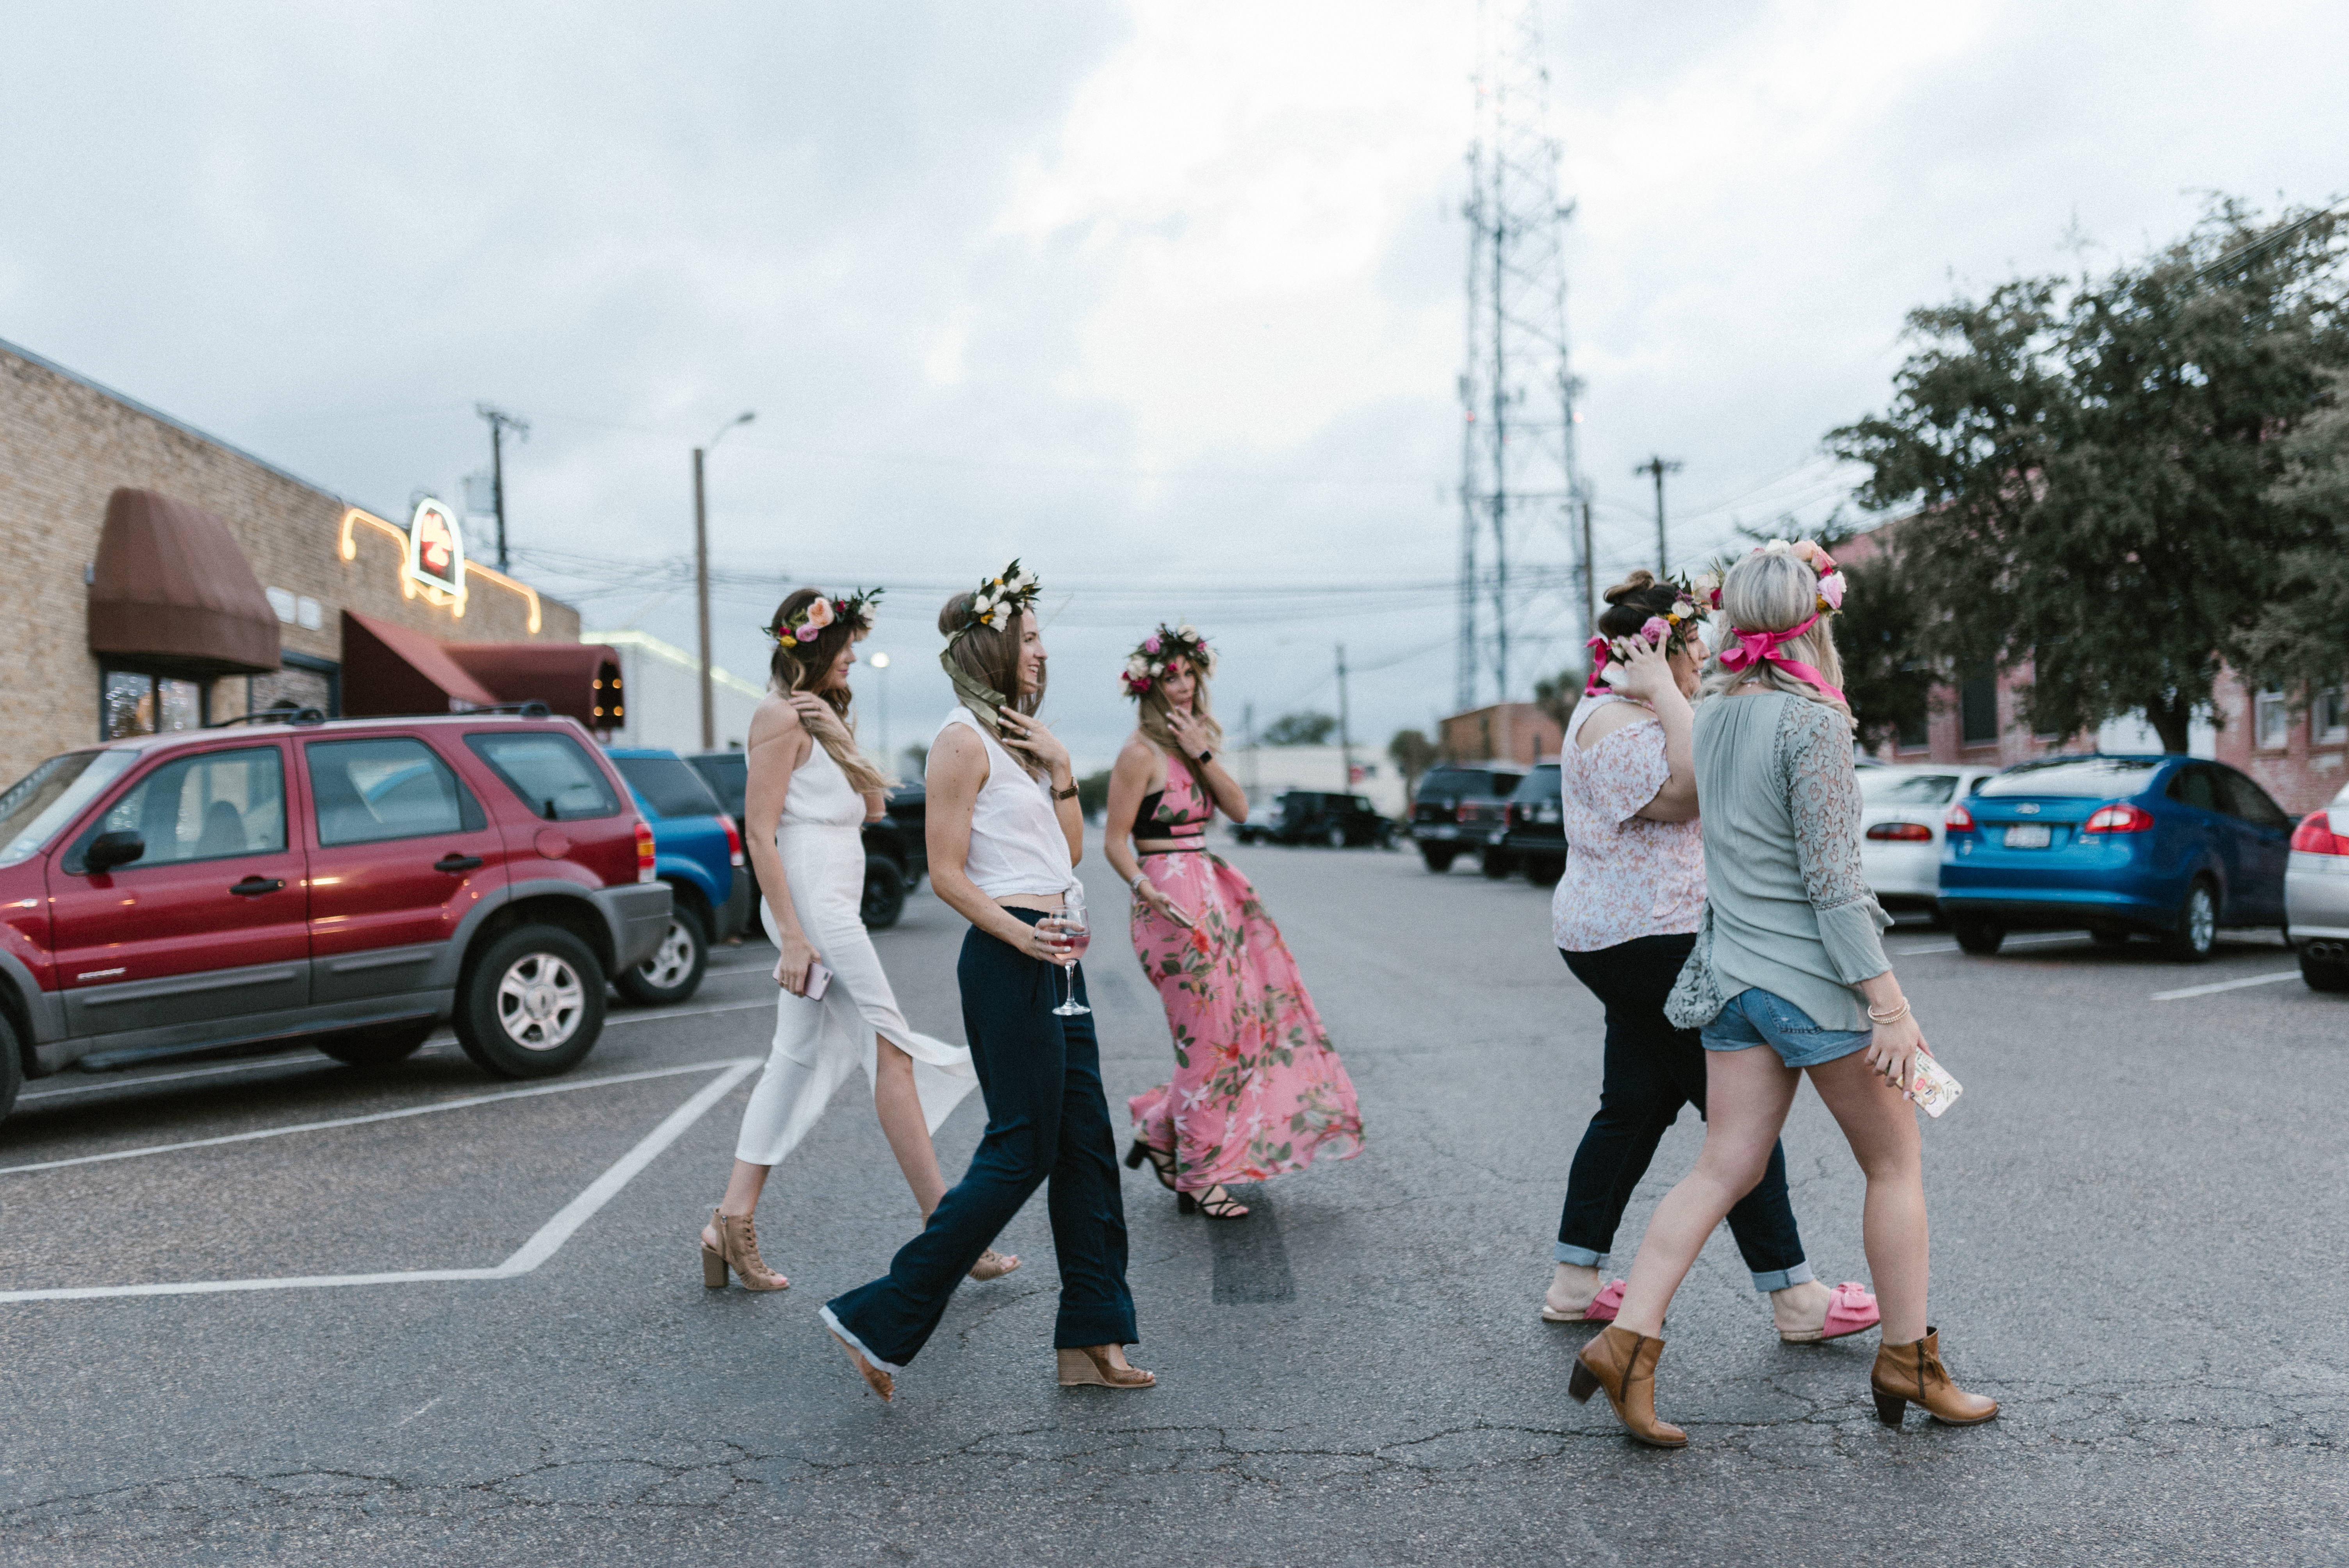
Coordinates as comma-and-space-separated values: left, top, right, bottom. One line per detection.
1050, 888, 1091, 1016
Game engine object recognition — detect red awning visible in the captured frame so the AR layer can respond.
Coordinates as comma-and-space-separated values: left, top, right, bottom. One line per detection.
340, 610, 501, 716
444, 643, 622, 729
87, 488, 281, 675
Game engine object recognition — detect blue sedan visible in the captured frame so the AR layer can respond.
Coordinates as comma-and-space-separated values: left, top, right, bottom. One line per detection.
1939, 754, 2294, 961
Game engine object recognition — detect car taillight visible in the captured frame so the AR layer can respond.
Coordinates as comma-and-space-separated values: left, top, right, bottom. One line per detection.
2293, 812, 2349, 855
721, 814, 745, 869
1456, 802, 1473, 823
634, 818, 657, 882
1866, 821, 1934, 843
2083, 803, 2155, 834
1944, 802, 1975, 832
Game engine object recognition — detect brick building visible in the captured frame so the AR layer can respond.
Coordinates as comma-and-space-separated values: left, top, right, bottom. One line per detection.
0, 337, 602, 786
1438, 700, 1562, 768
1838, 522, 2345, 814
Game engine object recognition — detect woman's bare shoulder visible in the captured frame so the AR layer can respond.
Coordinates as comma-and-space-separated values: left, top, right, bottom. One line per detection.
1113, 732, 1161, 771
749, 692, 804, 736
1574, 702, 1656, 751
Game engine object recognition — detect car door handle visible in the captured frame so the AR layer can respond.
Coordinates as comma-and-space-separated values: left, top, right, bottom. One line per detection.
230, 876, 285, 897
434, 853, 486, 874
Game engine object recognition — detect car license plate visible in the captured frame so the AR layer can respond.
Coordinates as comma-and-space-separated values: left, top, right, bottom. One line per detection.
2003, 824, 2052, 849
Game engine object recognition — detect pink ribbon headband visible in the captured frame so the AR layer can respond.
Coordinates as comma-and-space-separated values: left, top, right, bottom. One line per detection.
1716, 612, 1847, 706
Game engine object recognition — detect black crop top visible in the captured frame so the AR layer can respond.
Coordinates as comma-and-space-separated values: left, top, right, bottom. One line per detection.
1133, 789, 1208, 839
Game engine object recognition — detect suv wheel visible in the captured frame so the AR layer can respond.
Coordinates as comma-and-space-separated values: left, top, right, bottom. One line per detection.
0, 1014, 20, 1125
456, 925, 606, 1079
2161, 879, 2218, 964
1481, 848, 1515, 880
317, 1019, 434, 1069
1951, 918, 2005, 956
1525, 856, 1565, 885
1325, 825, 1347, 849
862, 858, 908, 930
617, 912, 708, 1006
2302, 948, 2349, 993
1420, 846, 1456, 873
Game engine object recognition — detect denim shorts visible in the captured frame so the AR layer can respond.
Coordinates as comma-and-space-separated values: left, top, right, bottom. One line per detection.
1700, 987, 1873, 1069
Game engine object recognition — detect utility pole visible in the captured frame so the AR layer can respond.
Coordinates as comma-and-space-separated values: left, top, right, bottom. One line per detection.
1459, 0, 1581, 713
1335, 644, 1354, 792
694, 411, 756, 751
475, 405, 529, 570
1636, 455, 1683, 575
1580, 488, 1598, 644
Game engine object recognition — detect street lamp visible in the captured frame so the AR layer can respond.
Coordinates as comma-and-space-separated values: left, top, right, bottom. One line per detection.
866, 651, 891, 766
695, 410, 755, 750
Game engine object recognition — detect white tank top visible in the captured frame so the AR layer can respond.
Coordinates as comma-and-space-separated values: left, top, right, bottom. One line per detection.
937, 706, 1075, 898
779, 739, 865, 830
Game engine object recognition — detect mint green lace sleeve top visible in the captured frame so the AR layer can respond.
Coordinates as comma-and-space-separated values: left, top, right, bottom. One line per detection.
1688, 691, 1891, 1033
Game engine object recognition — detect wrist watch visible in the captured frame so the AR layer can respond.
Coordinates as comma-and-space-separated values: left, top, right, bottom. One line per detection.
1053, 782, 1079, 800
1195, 749, 1213, 765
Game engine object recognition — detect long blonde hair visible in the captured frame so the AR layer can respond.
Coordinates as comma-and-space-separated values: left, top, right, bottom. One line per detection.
1136, 655, 1225, 759
1699, 550, 1854, 728
766, 587, 891, 794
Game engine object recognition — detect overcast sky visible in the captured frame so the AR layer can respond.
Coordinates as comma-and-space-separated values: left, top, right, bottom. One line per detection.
4, 0, 2342, 770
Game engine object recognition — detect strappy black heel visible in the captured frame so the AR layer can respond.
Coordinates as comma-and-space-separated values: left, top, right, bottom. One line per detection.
1125, 1139, 1178, 1192
1176, 1184, 1250, 1220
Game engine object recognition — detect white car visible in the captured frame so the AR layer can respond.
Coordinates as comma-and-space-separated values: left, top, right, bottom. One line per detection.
2286, 778, 2349, 992
1859, 764, 2001, 920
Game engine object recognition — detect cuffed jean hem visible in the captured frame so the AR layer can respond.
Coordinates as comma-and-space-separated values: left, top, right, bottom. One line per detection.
818, 1306, 905, 1374
1554, 1242, 1606, 1268
1748, 1262, 1816, 1294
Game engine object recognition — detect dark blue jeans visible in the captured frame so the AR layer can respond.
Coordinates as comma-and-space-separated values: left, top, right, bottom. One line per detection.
823, 909, 1137, 1369
1557, 934, 1813, 1292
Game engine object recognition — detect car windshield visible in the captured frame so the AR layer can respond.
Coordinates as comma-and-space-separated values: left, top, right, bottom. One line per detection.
1977, 758, 2164, 798
0, 749, 139, 868
1860, 771, 1960, 805
1419, 769, 1488, 796
611, 755, 724, 819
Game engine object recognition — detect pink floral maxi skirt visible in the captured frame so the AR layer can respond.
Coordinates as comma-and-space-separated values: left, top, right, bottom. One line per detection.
1127, 850, 1364, 1191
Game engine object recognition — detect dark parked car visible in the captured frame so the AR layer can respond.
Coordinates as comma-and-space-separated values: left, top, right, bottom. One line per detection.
605, 748, 749, 1005
1230, 791, 1394, 848
0, 710, 672, 1124
1939, 754, 2293, 960
1408, 764, 1526, 873
1501, 762, 1566, 883
684, 752, 929, 930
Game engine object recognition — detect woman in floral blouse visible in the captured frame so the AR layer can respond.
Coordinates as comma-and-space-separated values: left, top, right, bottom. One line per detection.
1103, 625, 1364, 1219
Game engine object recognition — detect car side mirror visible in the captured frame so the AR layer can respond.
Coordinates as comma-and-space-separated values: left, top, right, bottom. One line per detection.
85, 829, 145, 873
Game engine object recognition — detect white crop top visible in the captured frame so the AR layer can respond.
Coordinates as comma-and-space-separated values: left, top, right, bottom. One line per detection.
936, 706, 1075, 898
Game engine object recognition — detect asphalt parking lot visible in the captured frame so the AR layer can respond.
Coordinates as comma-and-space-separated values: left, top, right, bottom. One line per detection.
2, 838, 2344, 1566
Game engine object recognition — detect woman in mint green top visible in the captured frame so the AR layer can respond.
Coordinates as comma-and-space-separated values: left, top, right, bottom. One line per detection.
1568, 543, 1996, 1449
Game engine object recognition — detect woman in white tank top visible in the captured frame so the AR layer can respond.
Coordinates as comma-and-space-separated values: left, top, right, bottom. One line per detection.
822, 564, 1151, 1400
696, 588, 1018, 1295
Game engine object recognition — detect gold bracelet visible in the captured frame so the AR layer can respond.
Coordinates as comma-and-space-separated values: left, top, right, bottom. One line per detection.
1866, 999, 1911, 1025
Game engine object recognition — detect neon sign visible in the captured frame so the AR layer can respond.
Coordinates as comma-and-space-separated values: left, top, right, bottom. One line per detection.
407, 497, 466, 597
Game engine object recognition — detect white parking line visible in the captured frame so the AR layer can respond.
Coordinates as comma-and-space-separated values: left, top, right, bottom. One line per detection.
1890, 932, 2085, 957
0, 1057, 755, 1177
0, 1057, 759, 1304
2149, 971, 2302, 1001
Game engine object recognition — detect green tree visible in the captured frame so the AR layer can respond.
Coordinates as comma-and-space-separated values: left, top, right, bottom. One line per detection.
1830, 547, 1937, 752
1260, 710, 1338, 746
1387, 728, 1438, 802
2241, 367, 2349, 695
1532, 670, 1580, 730
1830, 201, 2347, 753
1076, 768, 1113, 818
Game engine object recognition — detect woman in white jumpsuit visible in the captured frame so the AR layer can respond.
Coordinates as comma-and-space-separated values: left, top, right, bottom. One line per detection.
698, 587, 1017, 1290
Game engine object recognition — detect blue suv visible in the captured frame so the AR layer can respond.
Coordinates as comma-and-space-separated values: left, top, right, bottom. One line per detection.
1939, 754, 2294, 961
603, 748, 751, 1003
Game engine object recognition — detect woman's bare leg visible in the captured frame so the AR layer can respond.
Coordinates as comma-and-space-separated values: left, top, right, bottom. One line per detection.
1613, 1048, 1801, 1337
702, 1160, 772, 1250
872, 1035, 948, 1217
1804, 1052, 1927, 1343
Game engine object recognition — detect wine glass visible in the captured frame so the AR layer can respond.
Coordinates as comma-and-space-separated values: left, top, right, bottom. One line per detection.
1049, 886, 1091, 1016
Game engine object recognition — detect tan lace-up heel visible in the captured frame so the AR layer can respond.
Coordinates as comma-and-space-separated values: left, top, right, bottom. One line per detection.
700, 1208, 788, 1291
1056, 1345, 1156, 1389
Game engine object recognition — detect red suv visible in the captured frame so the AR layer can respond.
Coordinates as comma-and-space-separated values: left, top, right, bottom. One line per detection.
0, 708, 672, 1123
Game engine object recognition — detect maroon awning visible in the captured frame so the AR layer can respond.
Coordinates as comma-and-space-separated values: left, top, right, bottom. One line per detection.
340, 610, 501, 716
87, 488, 280, 675
444, 643, 622, 729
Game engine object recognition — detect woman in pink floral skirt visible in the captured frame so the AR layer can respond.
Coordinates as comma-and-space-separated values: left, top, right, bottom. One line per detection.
1103, 625, 1364, 1219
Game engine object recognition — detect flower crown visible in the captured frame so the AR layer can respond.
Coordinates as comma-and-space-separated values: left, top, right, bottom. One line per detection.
952, 559, 1042, 636
1583, 575, 1711, 695
1709, 538, 1848, 615
1121, 623, 1213, 697
768, 587, 882, 645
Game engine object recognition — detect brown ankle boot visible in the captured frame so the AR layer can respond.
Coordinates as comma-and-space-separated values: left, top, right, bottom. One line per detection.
1870, 1327, 1996, 1428
1569, 1324, 1688, 1448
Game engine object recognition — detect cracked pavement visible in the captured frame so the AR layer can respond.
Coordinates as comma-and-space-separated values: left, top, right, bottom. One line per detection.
2, 837, 2344, 1565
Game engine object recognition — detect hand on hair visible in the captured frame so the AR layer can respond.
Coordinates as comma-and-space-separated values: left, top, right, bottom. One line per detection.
787, 692, 849, 743
996, 709, 1072, 779
1599, 634, 1677, 703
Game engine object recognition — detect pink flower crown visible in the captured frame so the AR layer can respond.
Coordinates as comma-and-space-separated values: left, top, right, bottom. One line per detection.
1705, 539, 1848, 616
1121, 622, 1213, 697
1582, 578, 1710, 696
768, 586, 882, 645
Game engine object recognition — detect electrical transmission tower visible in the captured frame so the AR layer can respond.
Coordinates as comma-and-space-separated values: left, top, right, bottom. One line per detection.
1457, 0, 1583, 714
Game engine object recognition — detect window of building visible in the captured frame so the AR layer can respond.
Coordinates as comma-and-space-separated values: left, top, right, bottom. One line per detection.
2317, 687, 2347, 745
1959, 673, 1999, 747
2254, 690, 2290, 750
249, 651, 340, 719
1895, 708, 1930, 750
101, 668, 208, 741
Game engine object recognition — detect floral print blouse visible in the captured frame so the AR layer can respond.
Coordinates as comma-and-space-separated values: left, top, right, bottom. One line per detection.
1549, 695, 1707, 953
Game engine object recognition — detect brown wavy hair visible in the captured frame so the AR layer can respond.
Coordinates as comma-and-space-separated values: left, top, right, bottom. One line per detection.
1599, 569, 1702, 654
765, 588, 889, 793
